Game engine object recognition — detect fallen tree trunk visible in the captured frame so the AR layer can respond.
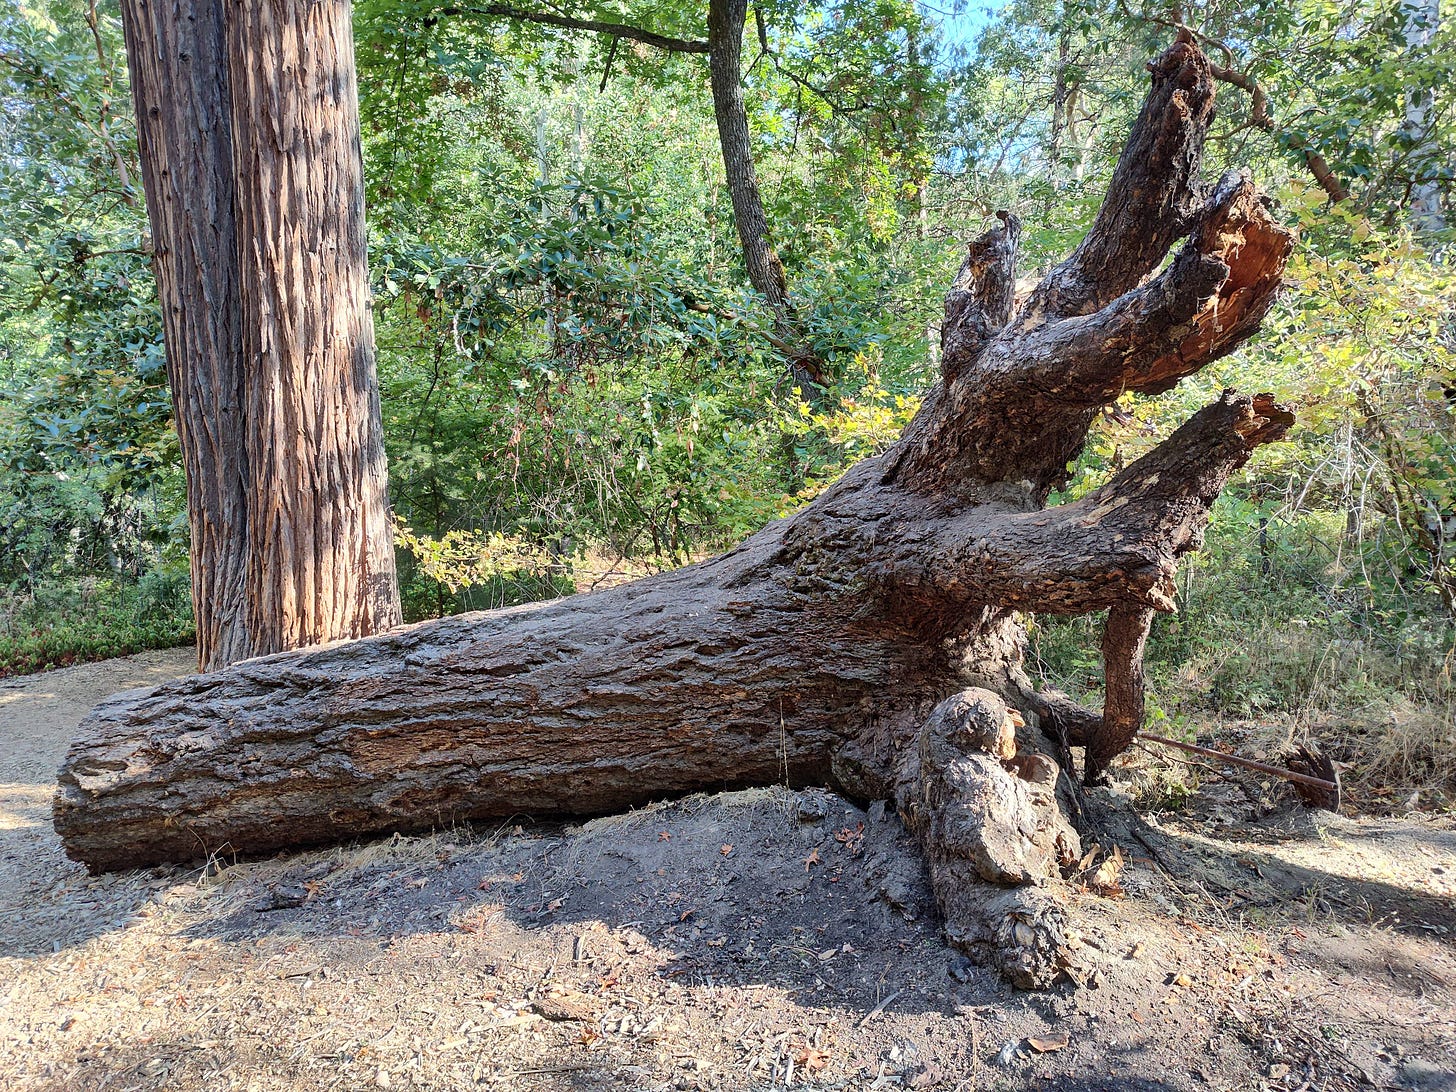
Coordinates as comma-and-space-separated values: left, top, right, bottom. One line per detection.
56, 32, 1295, 987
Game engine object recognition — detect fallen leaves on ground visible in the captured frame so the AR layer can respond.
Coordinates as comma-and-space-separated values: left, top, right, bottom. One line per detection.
1027, 1032, 1070, 1053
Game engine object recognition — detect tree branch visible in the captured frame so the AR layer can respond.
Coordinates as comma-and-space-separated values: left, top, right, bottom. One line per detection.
1085, 603, 1154, 783
877, 392, 1295, 618
1206, 63, 1349, 203
1120, 4, 1351, 204
941, 211, 1020, 383
598, 34, 618, 91
435, 3, 709, 53
889, 168, 1294, 496
674, 292, 800, 358
1016, 172, 1294, 404
1020, 29, 1214, 323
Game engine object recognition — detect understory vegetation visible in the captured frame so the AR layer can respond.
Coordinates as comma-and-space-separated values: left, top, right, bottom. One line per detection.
2, 0, 1452, 799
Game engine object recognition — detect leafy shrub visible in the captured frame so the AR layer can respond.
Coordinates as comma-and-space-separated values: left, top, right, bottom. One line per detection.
0, 573, 194, 676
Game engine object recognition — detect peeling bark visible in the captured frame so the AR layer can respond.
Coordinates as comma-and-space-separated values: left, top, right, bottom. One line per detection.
61, 34, 1296, 989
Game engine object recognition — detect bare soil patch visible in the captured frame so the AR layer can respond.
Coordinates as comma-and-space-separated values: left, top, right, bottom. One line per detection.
2, 652, 1453, 1090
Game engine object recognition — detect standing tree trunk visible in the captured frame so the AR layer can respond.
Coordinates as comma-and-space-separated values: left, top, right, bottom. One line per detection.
706, 0, 824, 391
120, 0, 252, 669
119, 0, 402, 670
226, 0, 402, 653
59, 33, 1294, 988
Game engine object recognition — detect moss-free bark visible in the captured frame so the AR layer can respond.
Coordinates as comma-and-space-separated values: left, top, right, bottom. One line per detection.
64, 31, 1294, 987
119, 0, 401, 671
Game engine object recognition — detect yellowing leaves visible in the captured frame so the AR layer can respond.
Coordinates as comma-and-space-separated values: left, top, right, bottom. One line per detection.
392, 518, 550, 593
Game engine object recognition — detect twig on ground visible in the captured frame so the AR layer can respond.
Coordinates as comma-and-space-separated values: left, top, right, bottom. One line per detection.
1137, 733, 1337, 794
857, 989, 903, 1027
1131, 739, 1225, 778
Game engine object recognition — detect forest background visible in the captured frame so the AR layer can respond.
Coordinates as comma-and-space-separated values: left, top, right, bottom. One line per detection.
1, 0, 1452, 806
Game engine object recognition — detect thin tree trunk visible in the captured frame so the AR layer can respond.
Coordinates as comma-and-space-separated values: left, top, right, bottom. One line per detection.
706, 0, 824, 390
1048, 23, 1071, 176
441, 0, 826, 388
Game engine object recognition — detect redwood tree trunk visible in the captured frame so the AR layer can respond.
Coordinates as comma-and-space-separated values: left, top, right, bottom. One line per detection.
226, 0, 402, 653
119, 0, 402, 670
120, 0, 251, 669
63, 32, 1294, 988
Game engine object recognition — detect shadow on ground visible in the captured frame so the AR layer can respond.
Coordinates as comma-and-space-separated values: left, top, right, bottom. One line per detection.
4, 652, 1454, 1090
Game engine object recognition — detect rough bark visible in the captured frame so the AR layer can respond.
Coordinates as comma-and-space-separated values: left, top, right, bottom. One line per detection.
226, 0, 402, 653
61, 34, 1295, 988
119, 0, 251, 669
1141, 16, 1351, 204
1086, 603, 1154, 784
119, 0, 402, 670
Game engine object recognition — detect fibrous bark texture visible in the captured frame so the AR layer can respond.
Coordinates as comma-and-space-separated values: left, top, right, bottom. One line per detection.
62, 31, 1294, 988
120, 0, 250, 669
226, 0, 401, 653
119, 0, 401, 671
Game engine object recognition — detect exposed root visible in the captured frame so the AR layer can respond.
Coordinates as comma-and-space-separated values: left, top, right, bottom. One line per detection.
896, 689, 1086, 988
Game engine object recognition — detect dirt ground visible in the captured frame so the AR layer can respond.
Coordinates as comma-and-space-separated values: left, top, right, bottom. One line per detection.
2, 652, 1454, 1091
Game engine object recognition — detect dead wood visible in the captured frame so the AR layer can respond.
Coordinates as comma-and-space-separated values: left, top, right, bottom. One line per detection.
56, 32, 1296, 989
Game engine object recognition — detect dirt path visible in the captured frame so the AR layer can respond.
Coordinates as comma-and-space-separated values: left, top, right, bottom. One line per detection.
0, 649, 197, 956
2, 653, 1454, 1091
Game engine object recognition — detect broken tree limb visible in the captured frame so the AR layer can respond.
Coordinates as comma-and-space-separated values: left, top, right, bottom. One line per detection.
887, 174, 1294, 497
1022, 28, 1215, 322
878, 393, 1295, 619
1137, 733, 1340, 795
1122, 9, 1351, 203
941, 210, 1020, 383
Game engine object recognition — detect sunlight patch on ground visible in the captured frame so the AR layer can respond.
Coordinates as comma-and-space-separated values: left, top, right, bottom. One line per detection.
0, 783, 49, 830
0, 688, 59, 708
1176, 820, 1456, 903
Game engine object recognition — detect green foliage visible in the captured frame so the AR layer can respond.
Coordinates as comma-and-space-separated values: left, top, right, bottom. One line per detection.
0, 571, 194, 676
2, 0, 180, 593
951, 0, 1454, 232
